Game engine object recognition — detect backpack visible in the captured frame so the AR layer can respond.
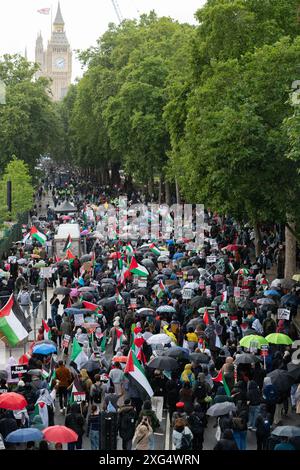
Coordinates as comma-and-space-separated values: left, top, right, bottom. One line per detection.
180, 431, 192, 450
107, 401, 116, 413
194, 383, 207, 401
188, 413, 205, 435
91, 384, 102, 404
232, 417, 244, 431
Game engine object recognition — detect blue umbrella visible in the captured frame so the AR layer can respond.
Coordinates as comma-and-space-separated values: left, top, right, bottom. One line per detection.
6, 428, 43, 443
32, 343, 57, 355
280, 294, 300, 307
264, 290, 281, 297
173, 252, 184, 260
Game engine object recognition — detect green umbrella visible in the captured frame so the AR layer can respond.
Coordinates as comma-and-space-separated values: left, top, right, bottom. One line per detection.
265, 333, 293, 345
239, 335, 268, 349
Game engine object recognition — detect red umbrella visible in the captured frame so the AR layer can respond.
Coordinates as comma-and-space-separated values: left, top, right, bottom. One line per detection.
0, 392, 28, 410
43, 425, 78, 443
112, 355, 128, 363
62, 215, 71, 221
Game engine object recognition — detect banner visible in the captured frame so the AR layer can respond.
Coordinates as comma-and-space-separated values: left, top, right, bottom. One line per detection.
11, 365, 28, 378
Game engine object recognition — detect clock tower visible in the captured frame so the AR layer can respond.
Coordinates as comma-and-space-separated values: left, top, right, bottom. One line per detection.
35, 2, 72, 101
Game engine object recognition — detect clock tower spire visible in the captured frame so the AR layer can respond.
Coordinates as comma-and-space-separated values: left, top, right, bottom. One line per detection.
35, 2, 72, 101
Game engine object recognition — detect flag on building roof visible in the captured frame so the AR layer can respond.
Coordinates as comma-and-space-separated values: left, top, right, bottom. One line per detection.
63, 234, 72, 253
30, 226, 47, 245
0, 295, 31, 347
124, 349, 153, 399
129, 257, 149, 278
37, 7, 51, 15
212, 369, 231, 397
70, 338, 88, 370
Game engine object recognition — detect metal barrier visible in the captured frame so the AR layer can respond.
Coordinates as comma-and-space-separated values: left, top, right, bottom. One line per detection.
0, 212, 29, 259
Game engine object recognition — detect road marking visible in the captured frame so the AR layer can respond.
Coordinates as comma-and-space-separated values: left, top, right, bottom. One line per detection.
165, 411, 170, 450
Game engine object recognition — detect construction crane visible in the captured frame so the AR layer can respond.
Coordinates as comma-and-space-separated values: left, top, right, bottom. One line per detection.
111, 0, 123, 24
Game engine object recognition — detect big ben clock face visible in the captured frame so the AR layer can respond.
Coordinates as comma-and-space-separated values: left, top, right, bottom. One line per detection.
55, 57, 65, 69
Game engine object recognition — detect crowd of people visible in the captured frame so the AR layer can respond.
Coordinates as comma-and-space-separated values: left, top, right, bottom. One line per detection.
0, 166, 300, 451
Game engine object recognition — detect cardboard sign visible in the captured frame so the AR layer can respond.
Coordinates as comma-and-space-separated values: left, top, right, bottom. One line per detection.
138, 279, 148, 288
277, 308, 290, 320
74, 314, 85, 326
182, 288, 193, 300
207, 256, 217, 263
130, 298, 137, 309
234, 287, 241, 298
40, 267, 52, 279
73, 392, 86, 403
11, 365, 28, 377
165, 280, 178, 287
205, 285, 212, 298
62, 334, 71, 349
199, 281, 205, 290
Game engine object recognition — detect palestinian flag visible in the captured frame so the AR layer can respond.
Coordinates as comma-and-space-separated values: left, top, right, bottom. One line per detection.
42, 319, 51, 341
132, 336, 146, 364
221, 290, 228, 303
124, 349, 154, 399
30, 226, 47, 245
115, 288, 124, 305
129, 257, 149, 278
156, 280, 166, 299
82, 301, 103, 315
203, 309, 210, 326
63, 234, 72, 253
65, 249, 75, 260
70, 338, 88, 370
149, 243, 161, 256
118, 264, 131, 286
212, 369, 231, 398
115, 328, 125, 351
125, 244, 134, 257
0, 295, 31, 347
100, 335, 107, 352
69, 376, 86, 405
22, 232, 31, 244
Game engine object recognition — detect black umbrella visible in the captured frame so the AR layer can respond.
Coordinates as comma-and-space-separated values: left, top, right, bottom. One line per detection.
147, 356, 179, 371
141, 259, 155, 269
234, 354, 261, 365
134, 288, 149, 296
287, 363, 300, 383
136, 308, 155, 317
80, 254, 92, 263
101, 278, 116, 285
54, 287, 71, 295
171, 288, 183, 297
101, 285, 116, 296
187, 317, 203, 328
81, 360, 101, 373
154, 274, 168, 282
267, 369, 295, 392
190, 296, 206, 308
190, 352, 210, 364
163, 347, 189, 360
187, 268, 200, 278
162, 268, 172, 276
99, 297, 116, 307
238, 299, 256, 310
243, 329, 261, 337
81, 292, 95, 301
0, 370, 8, 380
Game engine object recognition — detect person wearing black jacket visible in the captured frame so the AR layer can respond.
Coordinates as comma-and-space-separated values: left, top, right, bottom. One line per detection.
187, 404, 207, 450
118, 399, 137, 450
214, 429, 239, 450
87, 405, 100, 450
65, 403, 85, 450
247, 380, 262, 431
0, 411, 17, 440
255, 404, 272, 450
165, 373, 180, 421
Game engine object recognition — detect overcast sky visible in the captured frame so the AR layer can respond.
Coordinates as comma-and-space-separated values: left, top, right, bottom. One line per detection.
1, 0, 206, 80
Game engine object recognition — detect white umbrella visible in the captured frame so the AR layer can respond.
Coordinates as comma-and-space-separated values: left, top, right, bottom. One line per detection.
147, 334, 172, 345
270, 279, 282, 288
184, 282, 199, 290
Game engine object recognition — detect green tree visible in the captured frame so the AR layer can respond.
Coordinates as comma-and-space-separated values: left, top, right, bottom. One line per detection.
0, 157, 34, 222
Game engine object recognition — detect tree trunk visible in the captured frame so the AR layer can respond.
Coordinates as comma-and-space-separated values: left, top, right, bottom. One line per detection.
165, 181, 171, 206
158, 176, 162, 204
175, 178, 181, 204
285, 219, 297, 279
253, 222, 262, 258
148, 176, 154, 196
